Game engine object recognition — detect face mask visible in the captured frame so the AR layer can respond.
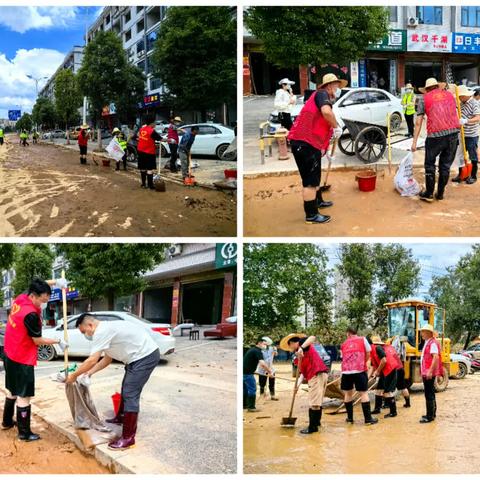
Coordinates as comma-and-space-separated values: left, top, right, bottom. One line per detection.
40, 302, 48, 310
335, 88, 342, 98
84, 334, 93, 341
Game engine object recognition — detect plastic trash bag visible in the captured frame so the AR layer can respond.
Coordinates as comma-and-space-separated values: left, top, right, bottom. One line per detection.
394, 152, 421, 197
105, 137, 124, 162
454, 134, 465, 168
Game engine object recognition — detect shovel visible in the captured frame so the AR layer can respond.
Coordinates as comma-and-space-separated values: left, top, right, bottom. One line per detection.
320, 137, 337, 192
281, 358, 301, 427
327, 379, 378, 415
153, 149, 166, 192
455, 84, 472, 180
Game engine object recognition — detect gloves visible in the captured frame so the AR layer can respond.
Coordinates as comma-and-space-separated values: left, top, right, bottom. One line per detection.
333, 127, 343, 139
77, 374, 91, 387
460, 118, 468, 126
57, 339, 69, 352
55, 277, 69, 290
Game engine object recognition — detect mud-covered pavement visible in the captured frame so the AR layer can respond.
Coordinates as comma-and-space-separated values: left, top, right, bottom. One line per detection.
0, 138, 236, 237
244, 363, 480, 474
244, 168, 480, 237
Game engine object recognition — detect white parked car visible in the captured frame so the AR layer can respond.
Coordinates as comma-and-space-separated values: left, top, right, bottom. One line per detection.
451, 353, 472, 379
269, 87, 404, 132
39, 311, 175, 361
161, 123, 236, 160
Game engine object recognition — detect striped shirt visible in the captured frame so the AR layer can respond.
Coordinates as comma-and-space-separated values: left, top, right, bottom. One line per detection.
461, 98, 480, 138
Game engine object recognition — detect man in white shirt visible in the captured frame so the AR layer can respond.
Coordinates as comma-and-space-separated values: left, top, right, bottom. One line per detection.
66, 313, 160, 450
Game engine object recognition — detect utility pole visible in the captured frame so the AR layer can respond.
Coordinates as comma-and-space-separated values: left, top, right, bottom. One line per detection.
26, 75, 48, 132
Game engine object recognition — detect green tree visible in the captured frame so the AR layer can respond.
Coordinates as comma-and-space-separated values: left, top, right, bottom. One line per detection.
77, 31, 143, 125
15, 113, 33, 132
114, 64, 145, 124
54, 69, 82, 130
11, 245, 55, 295
245, 7, 389, 73
32, 97, 57, 130
0, 245, 16, 271
151, 7, 236, 116
244, 243, 332, 346
57, 244, 167, 310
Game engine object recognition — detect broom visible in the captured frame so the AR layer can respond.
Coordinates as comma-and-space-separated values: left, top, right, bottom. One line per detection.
455, 85, 472, 180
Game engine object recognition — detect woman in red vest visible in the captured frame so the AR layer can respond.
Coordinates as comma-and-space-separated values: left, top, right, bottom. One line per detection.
78, 125, 90, 165
287, 74, 346, 225
367, 336, 401, 418
282, 333, 329, 434
2, 279, 67, 441
136, 115, 163, 189
419, 324, 443, 423
340, 326, 378, 425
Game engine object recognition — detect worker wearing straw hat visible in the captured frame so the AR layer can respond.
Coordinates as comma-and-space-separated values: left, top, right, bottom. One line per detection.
274, 78, 297, 130
78, 124, 90, 165
288, 73, 347, 225
419, 324, 443, 423
411, 77, 460, 202
281, 333, 329, 434
401, 83, 416, 137
1, 279, 67, 441
451, 85, 480, 184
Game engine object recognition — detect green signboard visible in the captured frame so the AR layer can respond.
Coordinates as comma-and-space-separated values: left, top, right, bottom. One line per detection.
215, 243, 237, 269
368, 29, 407, 52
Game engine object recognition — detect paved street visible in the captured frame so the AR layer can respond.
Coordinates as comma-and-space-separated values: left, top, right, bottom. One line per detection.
0, 137, 236, 237
0, 334, 237, 474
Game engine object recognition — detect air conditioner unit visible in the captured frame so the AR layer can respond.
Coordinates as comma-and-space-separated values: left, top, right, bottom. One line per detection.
407, 17, 419, 27
168, 244, 183, 257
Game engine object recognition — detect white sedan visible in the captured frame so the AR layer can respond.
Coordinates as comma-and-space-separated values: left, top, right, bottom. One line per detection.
161, 123, 236, 160
39, 311, 175, 361
269, 87, 404, 132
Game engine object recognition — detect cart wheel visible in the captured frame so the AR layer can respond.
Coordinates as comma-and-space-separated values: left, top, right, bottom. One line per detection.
354, 126, 387, 163
390, 112, 402, 132
337, 128, 356, 156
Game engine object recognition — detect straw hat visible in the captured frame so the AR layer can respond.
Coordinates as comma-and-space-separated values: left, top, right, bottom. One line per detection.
419, 324, 434, 333
112, 127, 120, 134
262, 336, 273, 346
80, 124, 89, 130
405, 83, 413, 89
279, 78, 295, 85
419, 77, 446, 94
174, 116, 182, 122
457, 85, 474, 97
371, 335, 385, 345
319, 73, 348, 89
279, 333, 306, 351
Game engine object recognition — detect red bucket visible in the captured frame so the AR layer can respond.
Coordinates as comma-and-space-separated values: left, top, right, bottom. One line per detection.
224, 169, 237, 179
111, 392, 121, 415
355, 170, 377, 192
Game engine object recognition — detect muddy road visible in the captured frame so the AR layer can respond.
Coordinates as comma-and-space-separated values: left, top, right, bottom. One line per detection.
244, 363, 480, 474
244, 168, 480, 237
0, 139, 235, 237
0, 410, 109, 473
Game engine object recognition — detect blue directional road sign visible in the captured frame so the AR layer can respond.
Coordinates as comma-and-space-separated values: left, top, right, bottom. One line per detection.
8, 110, 21, 121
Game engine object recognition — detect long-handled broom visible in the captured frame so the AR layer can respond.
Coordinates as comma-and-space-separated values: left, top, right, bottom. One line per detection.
455, 85, 472, 180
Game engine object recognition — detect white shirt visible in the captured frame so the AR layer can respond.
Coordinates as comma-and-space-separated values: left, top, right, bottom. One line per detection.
342, 337, 372, 374
274, 89, 296, 113
90, 321, 158, 364
420, 337, 439, 367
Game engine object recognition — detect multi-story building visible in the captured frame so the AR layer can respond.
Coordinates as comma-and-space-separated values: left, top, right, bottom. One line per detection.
244, 6, 480, 96
39, 46, 85, 102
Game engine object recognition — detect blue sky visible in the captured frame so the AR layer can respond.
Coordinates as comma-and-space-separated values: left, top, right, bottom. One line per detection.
0, 7, 102, 119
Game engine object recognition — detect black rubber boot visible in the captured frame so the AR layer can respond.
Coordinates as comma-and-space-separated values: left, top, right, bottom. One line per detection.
147, 174, 155, 190
419, 173, 435, 202
436, 172, 450, 200
115, 162, 120, 171
1, 397, 16, 430
300, 408, 318, 434
123, 158, 127, 170
247, 395, 259, 412
433, 398, 437, 418
140, 171, 147, 188
420, 400, 435, 423
304, 200, 331, 224
361, 401, 378, 425
17, 406, 40, 441
404, 395, 411, 408
384, 397, 397, 418
371, 395, 383, 414
466, 163, 478, 184
451, 169, 462, 183
316, 190, 333, 209
345, 401, 354, 423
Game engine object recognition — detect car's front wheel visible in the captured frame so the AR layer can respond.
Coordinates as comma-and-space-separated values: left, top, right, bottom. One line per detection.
454, 361, 468, 379
216, 143, 230, 160
38, 344, 56, 362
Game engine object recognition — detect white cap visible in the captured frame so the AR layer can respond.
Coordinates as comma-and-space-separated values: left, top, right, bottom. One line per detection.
278, 78, 295, 86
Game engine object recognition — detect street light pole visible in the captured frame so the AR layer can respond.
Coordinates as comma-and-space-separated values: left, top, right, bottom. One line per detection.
26, 75, 48, 132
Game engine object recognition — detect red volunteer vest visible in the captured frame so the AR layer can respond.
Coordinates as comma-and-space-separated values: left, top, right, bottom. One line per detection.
298, 344, 328, 382
167, 125, 179, 144
423, 89, 460, 135
341, 336, 367, 373
287, 91, 332, 152
370, 345, 398, 377
384, 344, 403, 370
4, 294, 42, 366
421, 338, 443, 377
78, 131, 88, 147
137, 126, 156, 155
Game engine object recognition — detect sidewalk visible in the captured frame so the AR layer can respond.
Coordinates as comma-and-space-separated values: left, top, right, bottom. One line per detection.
0, 335, 236, 474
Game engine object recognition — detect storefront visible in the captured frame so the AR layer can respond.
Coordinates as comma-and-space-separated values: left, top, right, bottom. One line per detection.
45, 287, 80, 326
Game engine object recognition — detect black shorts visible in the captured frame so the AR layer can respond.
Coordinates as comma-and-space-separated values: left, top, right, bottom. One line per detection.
79, 145, 87, 155
291, 141, 322, 188
137, 151, 157, 171
341, 371, 368, 392
4, 355, 35, 397
377, 370, 397, 393
396, 368, 407, 390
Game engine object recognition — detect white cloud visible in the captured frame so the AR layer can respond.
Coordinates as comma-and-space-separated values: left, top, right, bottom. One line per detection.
0, 48, 65, 118
0, 7, 79, 34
